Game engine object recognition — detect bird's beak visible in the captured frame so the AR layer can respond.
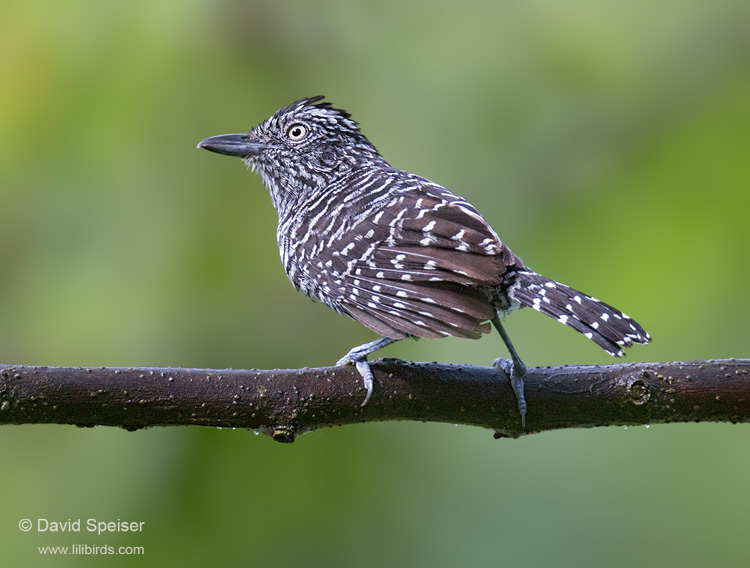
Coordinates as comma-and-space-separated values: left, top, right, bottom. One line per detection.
197, 134, 265, 157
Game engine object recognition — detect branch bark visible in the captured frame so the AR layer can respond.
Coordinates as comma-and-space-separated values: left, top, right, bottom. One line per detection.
1, 359, 747, 442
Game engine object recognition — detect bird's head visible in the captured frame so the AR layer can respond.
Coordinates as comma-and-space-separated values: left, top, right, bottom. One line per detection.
198, 96, 384, 209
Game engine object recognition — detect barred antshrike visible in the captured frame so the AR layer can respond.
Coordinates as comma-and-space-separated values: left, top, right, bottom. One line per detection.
198, 96, 650, 425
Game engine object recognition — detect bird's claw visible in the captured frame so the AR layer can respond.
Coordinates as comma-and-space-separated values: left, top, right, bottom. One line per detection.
493, 357, 527, 428
336, 354, 374, 406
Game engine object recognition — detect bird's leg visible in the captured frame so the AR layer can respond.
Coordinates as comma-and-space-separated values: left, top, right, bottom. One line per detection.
337, 337, 399, 406
491, 313, 527, 427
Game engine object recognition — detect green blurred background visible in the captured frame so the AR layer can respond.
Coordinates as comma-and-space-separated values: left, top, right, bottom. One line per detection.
1, 0, 748, 566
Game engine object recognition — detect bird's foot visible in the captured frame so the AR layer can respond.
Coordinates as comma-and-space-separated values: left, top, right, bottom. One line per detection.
336, 352, 374, 407
336, 337, 398, 406
493, 357, 527, 427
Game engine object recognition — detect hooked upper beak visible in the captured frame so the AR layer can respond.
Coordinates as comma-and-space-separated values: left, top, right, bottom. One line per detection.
197, 134, 266, 157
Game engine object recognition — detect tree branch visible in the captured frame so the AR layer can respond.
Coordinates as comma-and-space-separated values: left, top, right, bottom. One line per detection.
1, 359, 747, 442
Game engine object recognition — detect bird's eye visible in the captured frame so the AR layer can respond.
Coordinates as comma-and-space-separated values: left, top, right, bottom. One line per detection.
287, 124, 308, 141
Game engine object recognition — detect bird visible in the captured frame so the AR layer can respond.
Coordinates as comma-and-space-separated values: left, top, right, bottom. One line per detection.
198, 96, 651, 425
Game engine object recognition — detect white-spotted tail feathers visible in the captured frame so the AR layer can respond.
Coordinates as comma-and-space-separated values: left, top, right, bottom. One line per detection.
506, 269, 651, 356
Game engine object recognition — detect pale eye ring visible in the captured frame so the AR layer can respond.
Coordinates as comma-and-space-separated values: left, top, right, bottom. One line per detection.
287, 123, 308, 141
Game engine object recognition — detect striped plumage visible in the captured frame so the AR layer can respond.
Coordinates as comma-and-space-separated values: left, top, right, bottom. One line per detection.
198, 96, 651, 425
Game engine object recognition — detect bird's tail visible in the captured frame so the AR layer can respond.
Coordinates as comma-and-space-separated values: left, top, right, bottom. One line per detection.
506, 269, 651, 356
